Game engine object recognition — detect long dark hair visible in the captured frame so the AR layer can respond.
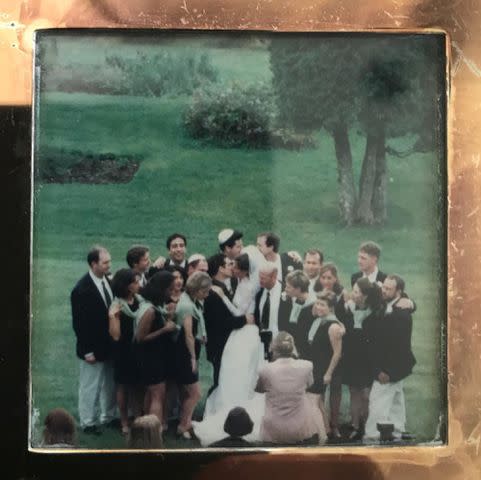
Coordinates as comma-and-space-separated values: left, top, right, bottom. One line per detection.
111, 268, 138, 299
356, 277, 383, 311
140, 271, 174, 306
314, 262, 343, 295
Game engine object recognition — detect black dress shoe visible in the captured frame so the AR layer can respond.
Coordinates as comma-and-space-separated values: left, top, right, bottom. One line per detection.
83, 426, 102, 436
103, 418, 121, 429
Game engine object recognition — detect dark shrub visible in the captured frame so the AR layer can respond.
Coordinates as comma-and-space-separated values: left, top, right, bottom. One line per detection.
36, 147, 144, 183
183, 82, 278, 148
183, 82, 316, 150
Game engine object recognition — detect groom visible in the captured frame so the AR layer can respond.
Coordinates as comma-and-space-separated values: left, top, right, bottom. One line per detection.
203, 253, 255, 394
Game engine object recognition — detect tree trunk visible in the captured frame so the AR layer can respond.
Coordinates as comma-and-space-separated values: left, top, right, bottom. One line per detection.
356, 130, 378, 224
332, 123, 357, 225
372, 122, 387, 223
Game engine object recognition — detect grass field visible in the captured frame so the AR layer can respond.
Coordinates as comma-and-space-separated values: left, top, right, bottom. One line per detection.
30, 38, 445, 449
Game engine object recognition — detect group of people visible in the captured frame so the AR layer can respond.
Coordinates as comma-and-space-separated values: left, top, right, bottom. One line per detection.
69, 228, 417, 447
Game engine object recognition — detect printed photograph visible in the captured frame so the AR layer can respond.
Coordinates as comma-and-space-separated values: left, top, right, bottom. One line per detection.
30, 30, 446, 450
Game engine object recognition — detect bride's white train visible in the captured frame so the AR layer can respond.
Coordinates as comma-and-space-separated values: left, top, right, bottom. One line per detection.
192, 324, 266, 446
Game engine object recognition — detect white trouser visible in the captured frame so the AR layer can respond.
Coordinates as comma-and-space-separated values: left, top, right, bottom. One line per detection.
364, 379, 406, 440
78, 359, 117, 428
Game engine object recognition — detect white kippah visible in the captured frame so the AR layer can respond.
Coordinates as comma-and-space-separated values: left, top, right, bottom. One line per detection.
187, 253, 205, 265
218, 228, 234, 245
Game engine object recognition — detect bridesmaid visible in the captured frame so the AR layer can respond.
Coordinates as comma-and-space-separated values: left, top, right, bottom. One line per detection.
165, 264, 185, 303
338, 277, 383, 440
135, 271, 177, 427
304, 291, 345, 440
109, 268, 142, 435
313, 263, 345, 440
175, 271, 212, 438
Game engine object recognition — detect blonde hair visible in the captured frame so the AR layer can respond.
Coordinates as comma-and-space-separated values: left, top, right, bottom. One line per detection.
185, 271, 212, 296
270, 331, 298, 360
127, 415, 163, 449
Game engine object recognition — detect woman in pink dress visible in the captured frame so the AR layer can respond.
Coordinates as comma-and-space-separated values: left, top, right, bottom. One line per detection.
255, 332, 327, 445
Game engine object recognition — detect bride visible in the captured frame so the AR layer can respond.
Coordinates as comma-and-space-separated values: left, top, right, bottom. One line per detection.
192, 246, 267, 446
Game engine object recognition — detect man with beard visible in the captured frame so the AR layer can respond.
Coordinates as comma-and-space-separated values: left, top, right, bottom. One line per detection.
363, 274, 416, 442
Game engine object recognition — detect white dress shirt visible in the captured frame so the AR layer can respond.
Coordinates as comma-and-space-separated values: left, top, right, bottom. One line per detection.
364, 267, 380, 284
259, 280, 282, 337
385, 296, 401, 314
88, 270, 113, 308
308, 276, 319, 296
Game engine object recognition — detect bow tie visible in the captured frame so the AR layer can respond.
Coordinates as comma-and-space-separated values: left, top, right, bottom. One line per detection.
295, 299, 305, 305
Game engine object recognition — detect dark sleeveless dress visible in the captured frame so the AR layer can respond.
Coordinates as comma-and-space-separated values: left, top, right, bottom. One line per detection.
112, 298, 139, 385
339, 308, 378, 388
305, 319, 339, 395
175, 315, 201, 385
136, 309, 171, 385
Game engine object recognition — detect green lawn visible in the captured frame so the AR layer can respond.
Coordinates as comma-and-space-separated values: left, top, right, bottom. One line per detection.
30, 40, 445, 449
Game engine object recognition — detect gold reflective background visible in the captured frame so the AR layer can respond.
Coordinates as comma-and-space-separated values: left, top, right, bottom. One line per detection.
2, 1, 480, 478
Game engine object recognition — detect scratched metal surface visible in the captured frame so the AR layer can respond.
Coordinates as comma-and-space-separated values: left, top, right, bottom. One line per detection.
1, 1, 481, 478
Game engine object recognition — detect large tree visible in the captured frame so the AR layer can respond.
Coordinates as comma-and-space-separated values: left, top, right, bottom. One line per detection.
269, 35, 443, 225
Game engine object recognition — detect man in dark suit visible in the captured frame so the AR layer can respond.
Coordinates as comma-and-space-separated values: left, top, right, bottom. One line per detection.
218, 228, 244, 297
364, 274, 417, 442
256, 232, 303, 286
254, 263, 282, 360
351, 241, 415, 311
278, 270, 316, 343
204, 253, 254, 393
149, 233, 188, 278
126, 244, 151, 287
351, 241, 387, 287
71, 246, 117, 434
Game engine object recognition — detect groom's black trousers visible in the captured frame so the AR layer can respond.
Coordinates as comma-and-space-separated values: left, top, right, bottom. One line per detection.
207, 355, 221, 396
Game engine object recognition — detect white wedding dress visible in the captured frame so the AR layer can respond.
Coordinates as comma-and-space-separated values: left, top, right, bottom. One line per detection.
192, 259, 267, 446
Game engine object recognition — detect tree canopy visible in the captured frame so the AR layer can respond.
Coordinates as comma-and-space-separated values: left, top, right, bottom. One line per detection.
270, 34, 444, 225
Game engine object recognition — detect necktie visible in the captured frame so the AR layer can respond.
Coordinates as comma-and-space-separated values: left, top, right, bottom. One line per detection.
102, 280, 112, 307
261, 291, 270, 330
195, 300, 204, 312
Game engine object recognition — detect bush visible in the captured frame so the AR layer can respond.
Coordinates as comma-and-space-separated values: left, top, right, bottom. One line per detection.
42, 50, 219, 97
183, 82, 316, 150
36, 147, 143, 183
103, 51, 218, 97
183, 82, 278, 148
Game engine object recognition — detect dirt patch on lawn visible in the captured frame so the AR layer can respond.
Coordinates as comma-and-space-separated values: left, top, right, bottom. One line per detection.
40, 152, 142, 184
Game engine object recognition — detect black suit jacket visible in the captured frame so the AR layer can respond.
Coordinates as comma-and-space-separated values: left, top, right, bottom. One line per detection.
350, 271, 417, 313
369, 306, 416, 383
277, 296, 314, 340
280, 252, 303, 285
203, 290, 246, 363
71, 273, 112, 361
351, 270, 387, 287
295, 307, 316, 360
277, 296, 294, 335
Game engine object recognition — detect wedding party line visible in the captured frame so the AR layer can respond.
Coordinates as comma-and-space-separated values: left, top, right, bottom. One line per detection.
57, 229, 417, 448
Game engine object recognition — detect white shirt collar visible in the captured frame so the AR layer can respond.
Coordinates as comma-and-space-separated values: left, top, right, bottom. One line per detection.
89, 269, 106, 288
260, 280, 282, 335
89, 270, 112, 306
364, 267, 379, 284
385, 296, 400, 314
